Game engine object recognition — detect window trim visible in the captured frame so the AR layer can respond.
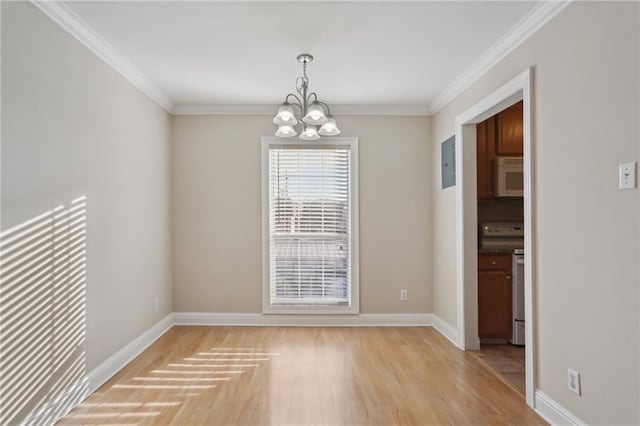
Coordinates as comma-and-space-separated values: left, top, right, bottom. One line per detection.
261, 136, 359, 315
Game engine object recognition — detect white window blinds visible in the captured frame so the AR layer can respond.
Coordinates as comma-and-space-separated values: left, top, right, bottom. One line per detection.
268, 145, 352, 306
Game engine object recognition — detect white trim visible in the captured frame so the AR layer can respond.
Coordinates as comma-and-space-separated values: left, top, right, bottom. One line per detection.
30, 0, 570, 117
19, 312, 465, 424
260, 137, 360, 315
20, 313, 589, 426
18, 314, 173, 426
87, 314, 173, 393
30, 0, 173, 112
454, 68, 536, 407
173, 103, 432, 116
173, 312, 431, 327
430, 1, 571, 113
431, 315, 460, 348
20, 377, 89, 426
534, 390, 587, 426
29, 0, 569, 116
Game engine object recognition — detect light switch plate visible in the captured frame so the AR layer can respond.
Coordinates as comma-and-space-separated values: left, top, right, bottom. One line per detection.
619, 162, 637, 190
568, 369, 581, 395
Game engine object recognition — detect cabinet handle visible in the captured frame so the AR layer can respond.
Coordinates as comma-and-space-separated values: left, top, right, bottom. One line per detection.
491, 261, 496, 265
506, 275, 512, 279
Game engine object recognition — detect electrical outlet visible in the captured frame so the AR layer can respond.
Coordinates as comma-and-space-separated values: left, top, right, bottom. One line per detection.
154, 297, 160, 311
568, 369, 581, 395
619, 162, 637, 190
400, 289, 408, 301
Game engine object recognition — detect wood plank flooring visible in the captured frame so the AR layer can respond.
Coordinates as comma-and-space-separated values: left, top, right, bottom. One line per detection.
58, 326, 545, 425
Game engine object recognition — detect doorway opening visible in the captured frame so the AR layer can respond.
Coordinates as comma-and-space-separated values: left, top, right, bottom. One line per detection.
453, 68, 535, 408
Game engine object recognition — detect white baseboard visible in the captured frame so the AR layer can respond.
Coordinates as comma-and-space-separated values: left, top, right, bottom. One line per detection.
19, 312, 593, 426
87, 313, 173, 393
431, 314, 461, 348
173, 312, 432, 327
535, 390, 586, 425
19, 314, 173, 426
23, 311, 456, 425
21, 377, 89, 425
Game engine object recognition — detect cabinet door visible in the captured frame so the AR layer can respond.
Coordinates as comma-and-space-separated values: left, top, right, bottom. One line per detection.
476, 117, 496, 201
496, 101, 523, 156
478, 270, 513, 339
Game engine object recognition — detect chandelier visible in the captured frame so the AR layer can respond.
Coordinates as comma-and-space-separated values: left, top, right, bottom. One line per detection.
273, 54, 341, 140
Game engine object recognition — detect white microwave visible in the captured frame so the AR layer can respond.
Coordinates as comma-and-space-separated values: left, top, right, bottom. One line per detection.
495, 157, 524, 197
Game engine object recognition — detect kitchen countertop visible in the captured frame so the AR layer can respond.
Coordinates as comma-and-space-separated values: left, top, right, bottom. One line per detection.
478, 248, 521, 254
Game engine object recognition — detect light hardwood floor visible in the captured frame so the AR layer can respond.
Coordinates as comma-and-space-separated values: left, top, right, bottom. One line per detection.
58, 326, 545, 425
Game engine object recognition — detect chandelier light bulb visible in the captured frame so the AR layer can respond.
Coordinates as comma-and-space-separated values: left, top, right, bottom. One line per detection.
303, 102, 328, 125
275, 125, 297, 138
318, 117, 341, 136
299, 125, 320, 141
273, 104, 298, 126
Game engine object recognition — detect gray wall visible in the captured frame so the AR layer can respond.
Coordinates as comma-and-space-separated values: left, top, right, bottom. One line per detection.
172, 115, 433, 314
1, 2, 172, 423
431, 2, 639, 423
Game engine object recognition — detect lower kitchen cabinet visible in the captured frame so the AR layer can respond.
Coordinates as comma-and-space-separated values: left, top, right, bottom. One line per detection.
478, 254, 512, 340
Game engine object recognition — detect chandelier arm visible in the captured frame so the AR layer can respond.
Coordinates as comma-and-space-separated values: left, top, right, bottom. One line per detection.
315, 100, 333, 117
285, 93, 302, 107
307, 93, 332, 116
296, 76, 309, 98
295, 76, 309, 117
284, 94, 304, 125
296, 77, 303, 95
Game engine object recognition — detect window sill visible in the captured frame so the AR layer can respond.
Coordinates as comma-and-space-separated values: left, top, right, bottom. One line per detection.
263, 305, 360, 315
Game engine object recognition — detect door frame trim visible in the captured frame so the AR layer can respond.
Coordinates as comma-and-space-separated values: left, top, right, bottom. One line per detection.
453, 67, 535, 407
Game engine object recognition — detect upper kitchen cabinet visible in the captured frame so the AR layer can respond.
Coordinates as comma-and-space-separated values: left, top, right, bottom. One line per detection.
495, 101, 524, 156
476, 117, 496, 201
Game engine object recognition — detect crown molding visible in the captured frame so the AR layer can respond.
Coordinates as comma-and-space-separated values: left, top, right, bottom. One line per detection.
173, 104, 279, 115
173, 103, 432, 116
429, 0, 572, 114
31, 0, 571, 117
31, 0, 174, 112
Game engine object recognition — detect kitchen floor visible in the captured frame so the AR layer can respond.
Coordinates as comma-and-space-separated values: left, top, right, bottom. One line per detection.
470, 344, 526, 397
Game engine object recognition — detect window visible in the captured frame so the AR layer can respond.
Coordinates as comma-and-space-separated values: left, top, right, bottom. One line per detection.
261, 137, 359, 314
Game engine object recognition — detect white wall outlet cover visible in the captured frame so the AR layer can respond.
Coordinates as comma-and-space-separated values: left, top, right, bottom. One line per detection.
619, 161, 637, 190
568, 368, 581, 395
400, 289, 408, 301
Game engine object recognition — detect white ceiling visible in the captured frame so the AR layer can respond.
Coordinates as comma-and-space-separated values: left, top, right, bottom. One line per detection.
63, 1, 539, 112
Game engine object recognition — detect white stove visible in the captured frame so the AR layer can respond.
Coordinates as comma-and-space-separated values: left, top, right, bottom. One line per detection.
480, 222, 524, 250
511, 250, 525, 345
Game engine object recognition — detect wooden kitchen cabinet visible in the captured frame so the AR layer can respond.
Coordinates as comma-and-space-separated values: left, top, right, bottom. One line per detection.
476, 102, 523, 202
476, 117, 496, 201
495, 101, 524, 156
478, 253, 512, 340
